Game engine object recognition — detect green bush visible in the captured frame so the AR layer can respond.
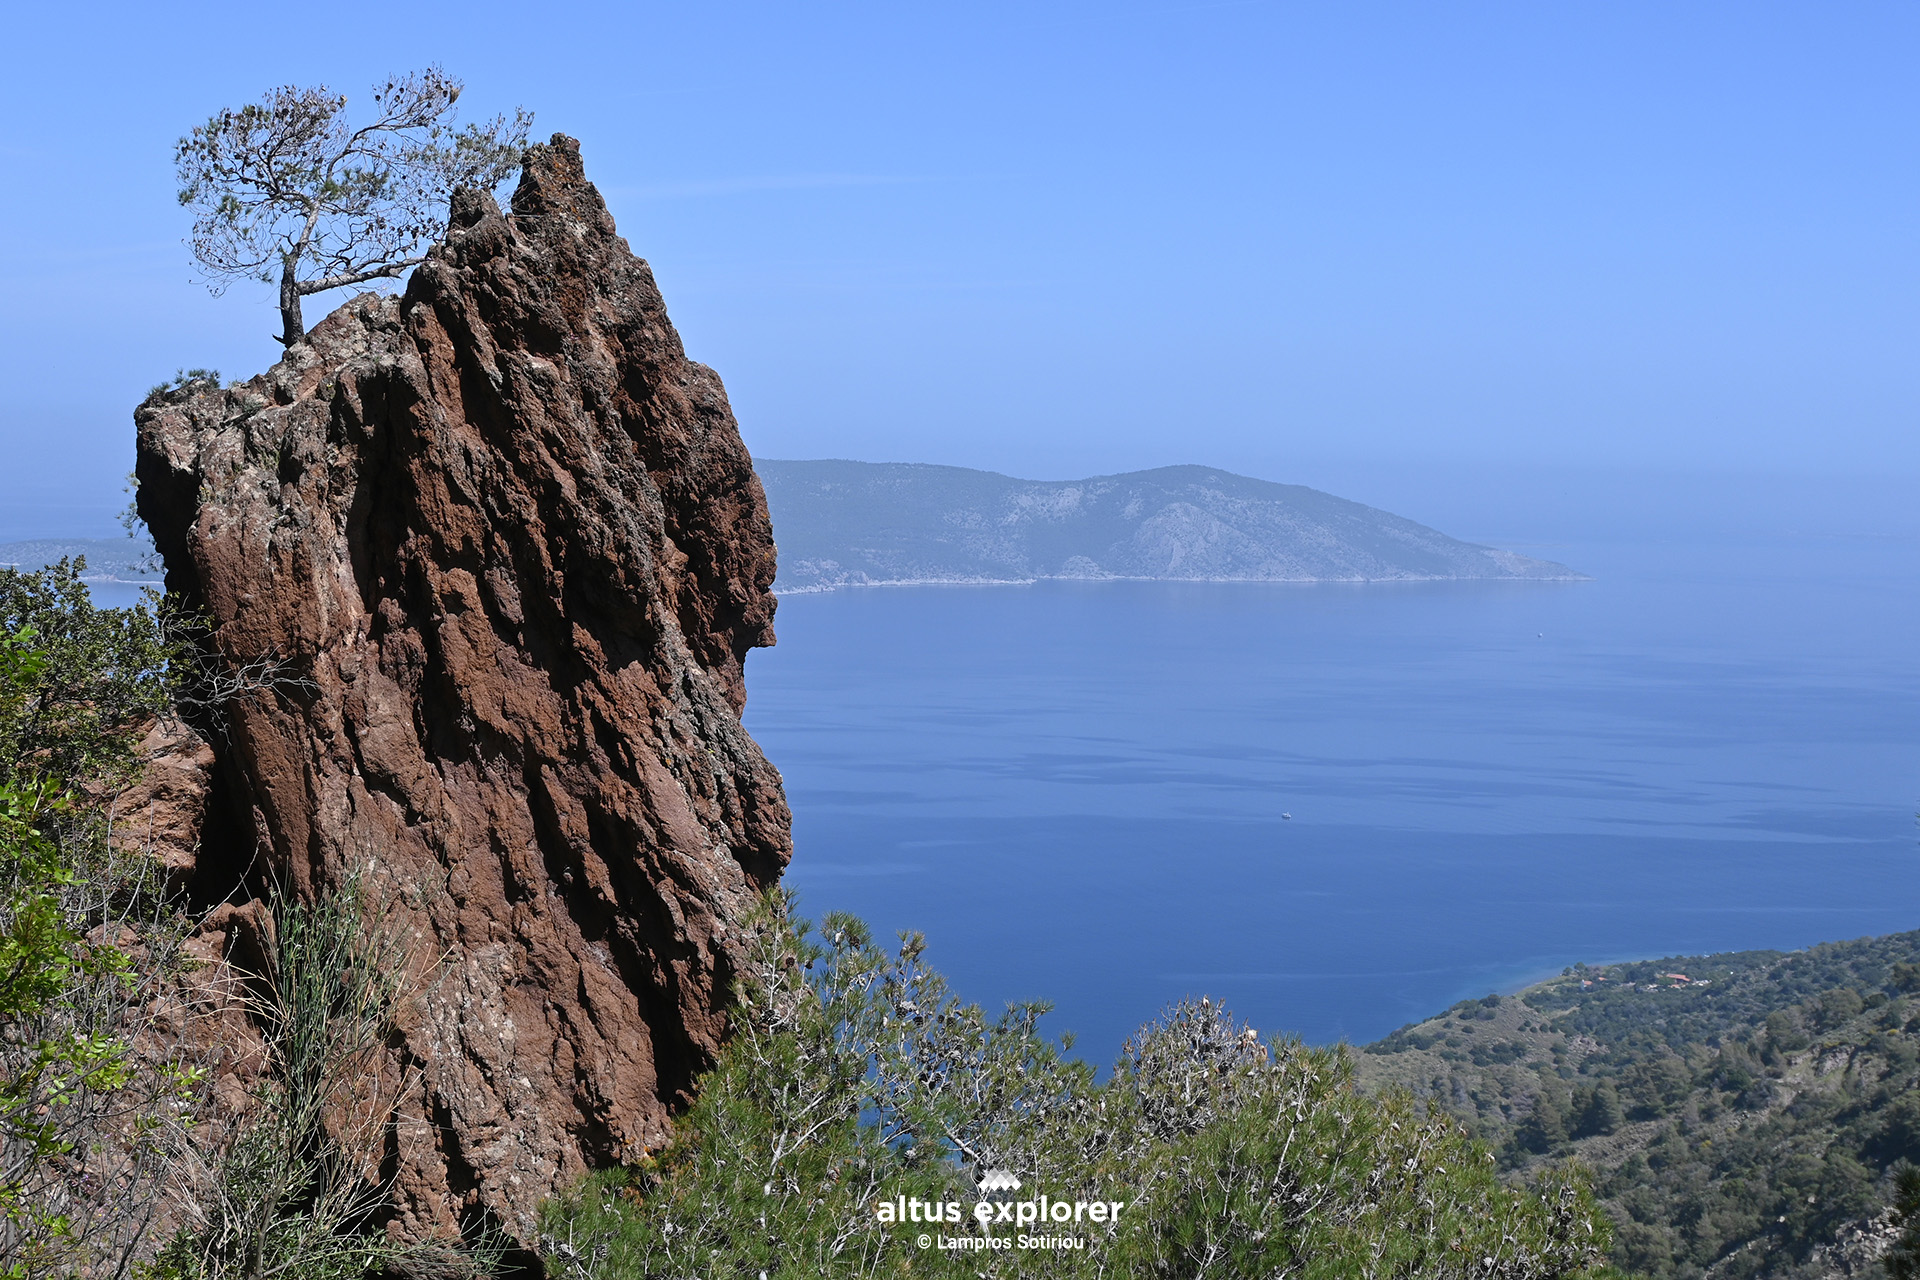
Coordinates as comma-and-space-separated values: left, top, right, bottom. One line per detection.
0, 564, 190, 1279
1889, 1162, 1920, 1280
0, 630, 137, 1278
1764, 1010, 1810, 1054
541, 892, 1614, 1279
0, 560, 177, 796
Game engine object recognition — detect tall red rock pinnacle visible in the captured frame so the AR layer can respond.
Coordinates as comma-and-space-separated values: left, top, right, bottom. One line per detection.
135, 135, 791, 1247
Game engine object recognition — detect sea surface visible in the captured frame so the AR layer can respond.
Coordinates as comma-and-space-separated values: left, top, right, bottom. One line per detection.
76, 522, 1920, 1065
743, 532, 1920, 1064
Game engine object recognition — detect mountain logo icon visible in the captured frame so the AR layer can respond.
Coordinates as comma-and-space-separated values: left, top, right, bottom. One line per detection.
977, 1169, 1022, 1194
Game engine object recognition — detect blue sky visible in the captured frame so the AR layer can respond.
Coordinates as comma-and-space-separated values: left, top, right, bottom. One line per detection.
2, 1, 1914, 540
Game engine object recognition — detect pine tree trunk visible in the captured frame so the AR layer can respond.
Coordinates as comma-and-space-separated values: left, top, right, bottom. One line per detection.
277, 265, 304, 347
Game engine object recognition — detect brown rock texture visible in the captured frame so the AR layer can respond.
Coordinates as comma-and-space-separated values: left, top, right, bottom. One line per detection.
111, 719, 216, 890
134, 135, 791, 1247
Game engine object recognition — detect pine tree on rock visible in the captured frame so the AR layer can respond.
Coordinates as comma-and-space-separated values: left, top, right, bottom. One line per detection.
175, 68, 530, 347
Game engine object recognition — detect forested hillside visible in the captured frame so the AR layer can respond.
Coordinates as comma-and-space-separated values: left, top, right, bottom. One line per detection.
1356, 934, 1920, 1279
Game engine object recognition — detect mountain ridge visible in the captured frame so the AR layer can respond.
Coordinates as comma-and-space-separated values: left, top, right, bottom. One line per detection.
758, 459, 1584, 592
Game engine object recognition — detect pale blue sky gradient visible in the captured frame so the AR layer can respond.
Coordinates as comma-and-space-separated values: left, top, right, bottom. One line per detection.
1, 2, 1914, 540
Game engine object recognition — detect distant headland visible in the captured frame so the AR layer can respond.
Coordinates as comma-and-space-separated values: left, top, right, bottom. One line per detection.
758, 460, 1585, 593
0, 538, 159, 584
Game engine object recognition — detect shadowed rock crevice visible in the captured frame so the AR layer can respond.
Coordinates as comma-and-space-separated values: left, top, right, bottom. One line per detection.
134, 134, 791, 1247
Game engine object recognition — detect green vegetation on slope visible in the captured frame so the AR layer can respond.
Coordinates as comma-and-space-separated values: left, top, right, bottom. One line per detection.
0, 562, 184, 1277
0, 562, 495, 1280
14, 557, 1917, 1280
541, 894, 1616, 1279
1355, 935, 1920, 1279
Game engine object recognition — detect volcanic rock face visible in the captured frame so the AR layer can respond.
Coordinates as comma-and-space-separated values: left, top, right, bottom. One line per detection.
135, 136, 790, 1246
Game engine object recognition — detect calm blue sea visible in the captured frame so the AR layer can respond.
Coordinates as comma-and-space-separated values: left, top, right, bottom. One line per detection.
77, 516, 1920, 1063
743, 532, 1920, 1063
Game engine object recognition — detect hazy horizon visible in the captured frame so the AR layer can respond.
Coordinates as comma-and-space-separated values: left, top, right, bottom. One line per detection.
9, 458, 1912, 562
4, 2, 1915, 541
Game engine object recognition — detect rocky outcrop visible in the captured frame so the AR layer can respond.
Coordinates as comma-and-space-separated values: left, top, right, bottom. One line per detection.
134, 136, 790, 1248
111, 719, 216, 890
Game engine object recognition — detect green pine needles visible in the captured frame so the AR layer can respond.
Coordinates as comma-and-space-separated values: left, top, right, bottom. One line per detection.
540, 893, 1620, 1279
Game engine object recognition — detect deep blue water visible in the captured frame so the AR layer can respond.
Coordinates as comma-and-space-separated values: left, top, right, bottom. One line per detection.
743, 533, 1920, 1064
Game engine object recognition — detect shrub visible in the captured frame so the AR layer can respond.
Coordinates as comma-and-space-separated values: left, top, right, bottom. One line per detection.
0, 566, 192, 1279
150, 877, 492, 1280
1765, 1010, 1810, 1054
541, 892, 1613, 1279
1889, 1162, 1920, 1280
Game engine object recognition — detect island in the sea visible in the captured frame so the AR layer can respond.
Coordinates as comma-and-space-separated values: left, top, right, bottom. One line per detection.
759, 460, 1583, 592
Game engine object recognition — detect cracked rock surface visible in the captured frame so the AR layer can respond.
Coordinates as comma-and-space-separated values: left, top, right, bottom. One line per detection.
135, 134, 791, 1247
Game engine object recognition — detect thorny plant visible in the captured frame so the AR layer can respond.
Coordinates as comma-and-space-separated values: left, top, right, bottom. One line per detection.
0, 554, 314, 748
1089, 1000, 1608, 1279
